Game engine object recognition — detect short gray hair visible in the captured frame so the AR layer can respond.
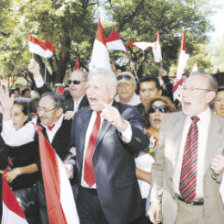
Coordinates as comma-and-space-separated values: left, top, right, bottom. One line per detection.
70, 69, 88, 81
88, 68, 117, 89
190, 71, 218, 92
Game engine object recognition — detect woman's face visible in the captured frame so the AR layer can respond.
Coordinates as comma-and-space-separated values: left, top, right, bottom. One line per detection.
12, 104, 27, 130
214, 90, 224, 118
148, 100, 170, 132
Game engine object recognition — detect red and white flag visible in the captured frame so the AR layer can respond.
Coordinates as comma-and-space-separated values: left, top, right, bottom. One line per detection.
127, 41, 154, 51
172, 78, 183, 102
152, 32, 162, 63
35, 125, 79, 224
1, 174, 28, 224
106, 29, 127, 52
89, 18, 111, 71
176, 28, 189, 79
73, 58, 80, 71
29, 34, 55, 58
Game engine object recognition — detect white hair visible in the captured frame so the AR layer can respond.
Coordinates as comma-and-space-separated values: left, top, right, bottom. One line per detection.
88, 68, 117, 89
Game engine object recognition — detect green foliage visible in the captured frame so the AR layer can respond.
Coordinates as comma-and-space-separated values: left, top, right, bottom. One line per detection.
0, 0, 214, 84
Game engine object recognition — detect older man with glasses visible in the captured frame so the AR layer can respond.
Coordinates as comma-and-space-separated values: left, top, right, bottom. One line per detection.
28, 59, 89, 120
0, 90, 76, 224
115, 71, 141, 106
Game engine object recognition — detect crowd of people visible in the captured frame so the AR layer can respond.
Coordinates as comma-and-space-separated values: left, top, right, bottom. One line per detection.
0, 59, 223, 224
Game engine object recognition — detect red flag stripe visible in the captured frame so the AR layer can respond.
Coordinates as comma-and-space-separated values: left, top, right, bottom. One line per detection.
37, 126, 67, 224
106, 29, 121, 42
96, 18, 107, 46
2, 176, 26, 219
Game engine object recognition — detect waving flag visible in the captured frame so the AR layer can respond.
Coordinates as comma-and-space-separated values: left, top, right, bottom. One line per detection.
29, 34, 55, 58
73, 58, 80, 71
0, 174, 28, 224
176, 28, 189, 79
89, 18, 111, 71
35, 125, 79, 224
106, 29, 127, 52
127, 41, 154, 51
44, 38, 55, 58
152, 32, 162, 63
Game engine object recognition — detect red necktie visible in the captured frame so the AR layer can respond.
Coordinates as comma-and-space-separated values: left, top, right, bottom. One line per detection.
47, 124, 55, 131
83, 111, 101, 187
179, 116, 199, 202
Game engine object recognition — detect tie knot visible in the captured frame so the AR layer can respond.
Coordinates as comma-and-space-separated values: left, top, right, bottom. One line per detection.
47, 124, 55, 131
191, 116, 200, 123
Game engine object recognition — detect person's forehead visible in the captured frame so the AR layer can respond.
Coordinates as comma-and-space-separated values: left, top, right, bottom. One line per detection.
184, 75, 206, 87
140, 81, 157, 89
70, 71, 84, 80
39, 96, 55, 106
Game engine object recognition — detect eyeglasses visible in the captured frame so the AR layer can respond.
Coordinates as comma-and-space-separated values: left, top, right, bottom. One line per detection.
181, 87, 211, 92
148, 105, 170, 113
117, 74, 133, 81
37, 107, 57, 113
68, 80, 84, 85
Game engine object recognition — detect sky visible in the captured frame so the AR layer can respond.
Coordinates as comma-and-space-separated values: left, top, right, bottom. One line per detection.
209, 0, 224, 41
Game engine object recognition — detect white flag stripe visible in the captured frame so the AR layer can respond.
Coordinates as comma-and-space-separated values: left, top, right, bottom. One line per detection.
29, 42, 53, 58
89, 39, 111, 71
176, 50, 189, 79
133, 42, 154, 51
2, 202, 28, 224
57, 155, 80, 224
106, 39, 127, 52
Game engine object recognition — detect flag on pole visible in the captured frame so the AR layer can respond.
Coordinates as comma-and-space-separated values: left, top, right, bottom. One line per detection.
29, 34, 55, 58
0, 174, 28, 224
106, 29, 127, 52
152, 32, 162, 63
127, 41, 154, 51
73, 58, 80, 71
89, 17, 111, 71
35, 125, 79, 224
176, 28, 189, 79
192, 61, 198, 72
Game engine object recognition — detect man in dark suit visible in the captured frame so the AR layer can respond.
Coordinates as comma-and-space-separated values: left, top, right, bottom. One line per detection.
28, 59, 89, 119
71, 68, 149, 224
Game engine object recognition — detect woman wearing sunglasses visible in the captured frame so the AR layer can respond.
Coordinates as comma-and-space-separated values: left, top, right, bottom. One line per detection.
145, 96, 177, 157
135, 96, 176, 220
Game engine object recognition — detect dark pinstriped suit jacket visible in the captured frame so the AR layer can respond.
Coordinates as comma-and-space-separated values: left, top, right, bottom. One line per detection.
71, 101, 149, 224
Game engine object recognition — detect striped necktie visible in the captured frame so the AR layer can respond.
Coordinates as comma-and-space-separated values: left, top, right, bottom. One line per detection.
179, 116, 200, 202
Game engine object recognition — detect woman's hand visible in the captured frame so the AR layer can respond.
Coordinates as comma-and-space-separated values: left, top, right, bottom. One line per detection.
3, 168, 21, 183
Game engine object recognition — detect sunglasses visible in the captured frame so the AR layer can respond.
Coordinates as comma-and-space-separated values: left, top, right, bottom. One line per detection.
148, 105, 170, 113
117, 74, 133, 81
68, 80, 83, 85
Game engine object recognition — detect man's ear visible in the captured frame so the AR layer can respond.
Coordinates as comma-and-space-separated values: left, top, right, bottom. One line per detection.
56, 107, 63, 117
206, 91, 216, 104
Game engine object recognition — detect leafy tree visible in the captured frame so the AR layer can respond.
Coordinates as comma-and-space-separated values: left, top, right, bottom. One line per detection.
0, 0, 214, 85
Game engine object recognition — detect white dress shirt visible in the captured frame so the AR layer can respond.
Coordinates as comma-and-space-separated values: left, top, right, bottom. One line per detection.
81, 111, 132, 188
173, 108, 211, 199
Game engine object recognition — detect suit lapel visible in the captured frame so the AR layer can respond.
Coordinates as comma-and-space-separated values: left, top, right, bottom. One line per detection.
172, 113, 187, 164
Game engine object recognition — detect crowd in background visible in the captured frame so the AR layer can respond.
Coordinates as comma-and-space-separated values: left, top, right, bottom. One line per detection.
0, 59, 224, 224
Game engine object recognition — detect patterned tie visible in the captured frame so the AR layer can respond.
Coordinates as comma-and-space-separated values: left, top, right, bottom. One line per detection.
179, 116, 200, 202
83, 111, 101, 187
